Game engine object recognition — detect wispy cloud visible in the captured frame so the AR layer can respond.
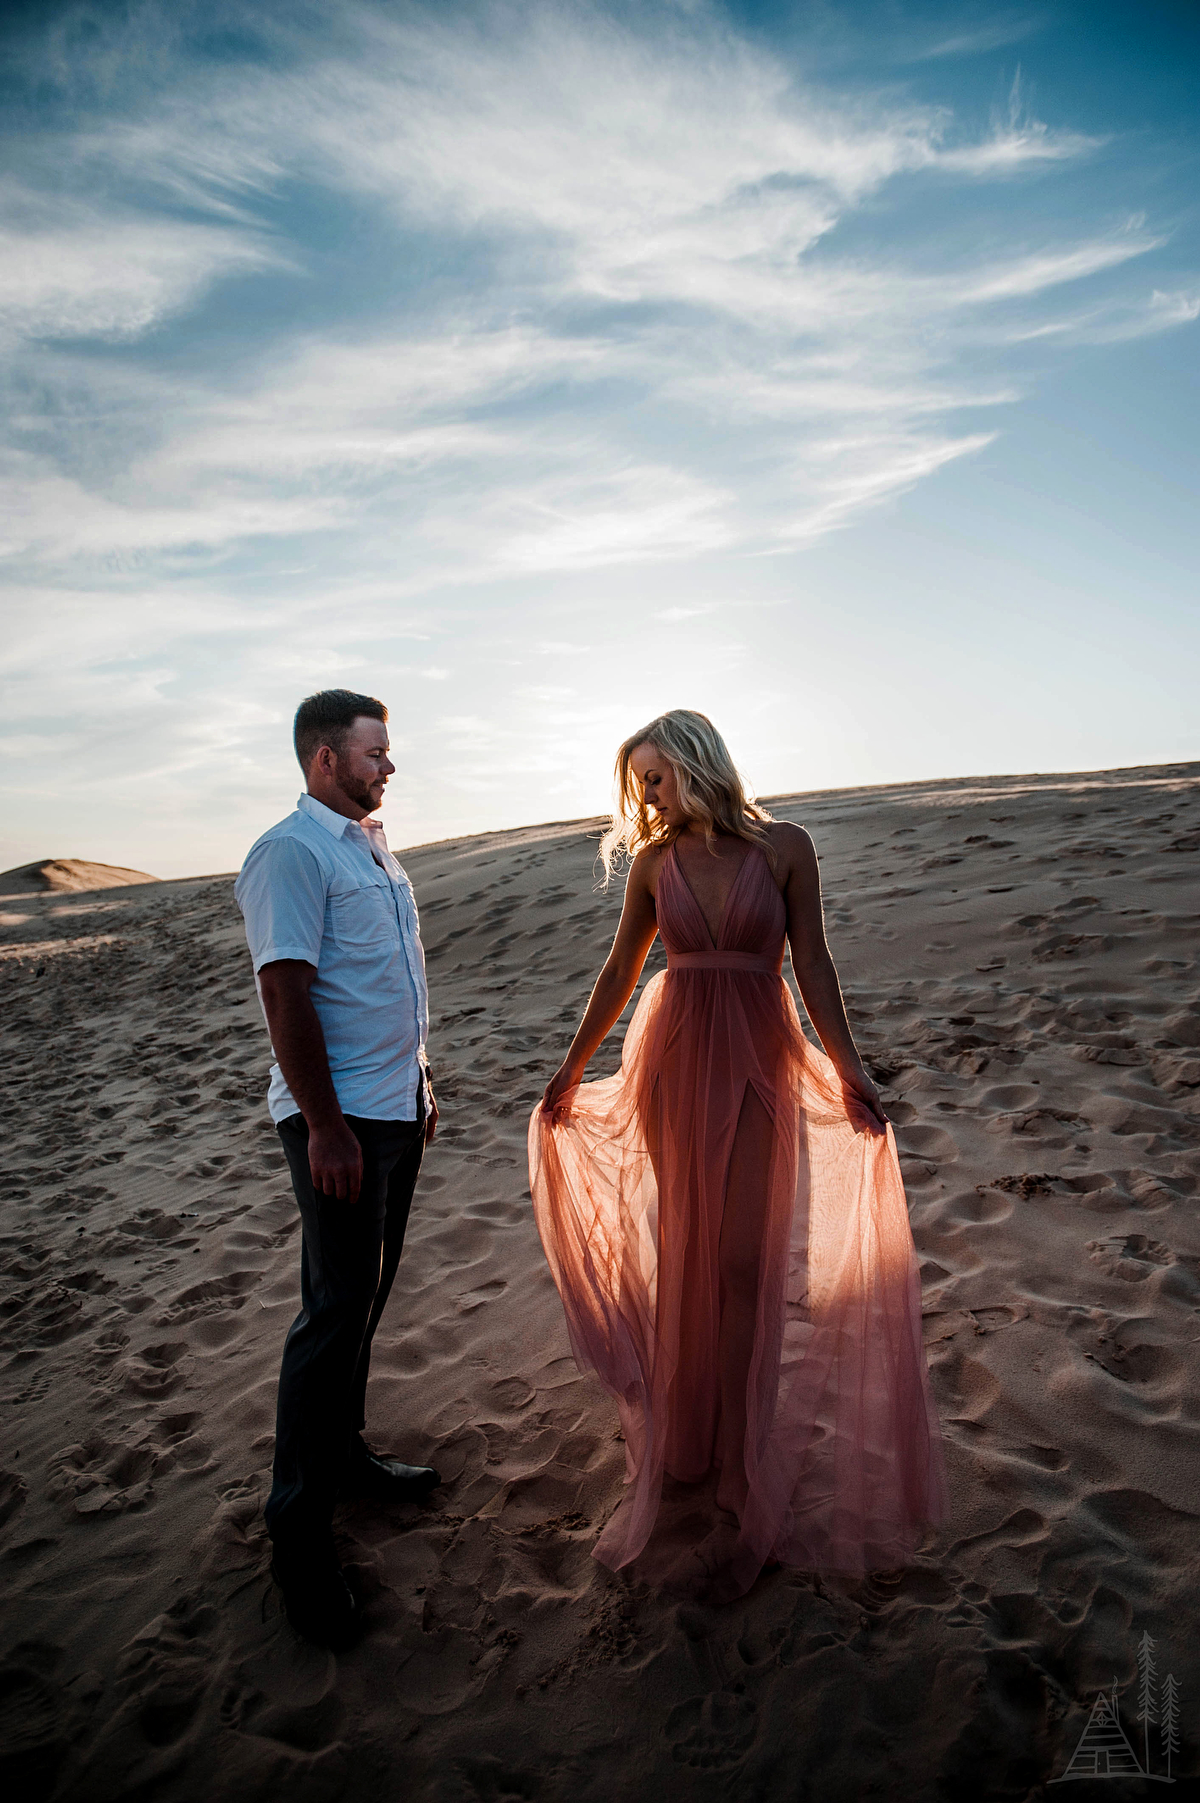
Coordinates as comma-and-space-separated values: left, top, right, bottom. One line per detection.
0, 186, 290, 344
935, 68, 1102, 174
0, 0, 1194, 868
0, 1, 1171, 588
908, 15, 1044, 63
1004, 285, 1200, 345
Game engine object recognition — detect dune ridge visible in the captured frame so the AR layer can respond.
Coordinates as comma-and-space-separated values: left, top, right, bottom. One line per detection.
1, 761, 1198, 1800
0, 859, 159, 898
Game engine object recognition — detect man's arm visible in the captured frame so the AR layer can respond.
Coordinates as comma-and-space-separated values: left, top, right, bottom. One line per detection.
258, 960, 364, 1203
237, 836, 364, 1200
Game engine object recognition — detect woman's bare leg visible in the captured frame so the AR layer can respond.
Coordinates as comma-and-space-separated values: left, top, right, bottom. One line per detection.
715, 1084, 773, 1516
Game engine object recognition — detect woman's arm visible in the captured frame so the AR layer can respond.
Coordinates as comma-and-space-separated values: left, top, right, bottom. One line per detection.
774, 823, 887, 1129
540, 852, 661, 1118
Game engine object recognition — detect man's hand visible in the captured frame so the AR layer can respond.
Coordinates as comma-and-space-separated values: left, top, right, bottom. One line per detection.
307, 1117, 364, 1203
425, 1088, 438, 1145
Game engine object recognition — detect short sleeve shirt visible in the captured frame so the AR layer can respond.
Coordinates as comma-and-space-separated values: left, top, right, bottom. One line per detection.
234, 793, 430, 1123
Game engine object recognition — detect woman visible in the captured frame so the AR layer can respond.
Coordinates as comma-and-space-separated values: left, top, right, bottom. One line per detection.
528, 710, 945, 1600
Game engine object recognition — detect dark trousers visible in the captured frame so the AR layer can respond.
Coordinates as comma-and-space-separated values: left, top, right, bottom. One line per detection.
265, 1108, 425, 1544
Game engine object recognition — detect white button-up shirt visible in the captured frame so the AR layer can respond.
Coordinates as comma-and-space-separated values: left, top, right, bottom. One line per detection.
235, 793, 430, 1124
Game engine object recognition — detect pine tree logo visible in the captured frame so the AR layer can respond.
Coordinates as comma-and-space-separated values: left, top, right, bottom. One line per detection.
1051, 1630, 1180, 1782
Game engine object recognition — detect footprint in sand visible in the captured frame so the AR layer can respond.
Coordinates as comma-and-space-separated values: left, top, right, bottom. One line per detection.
121, 1340, 190, 1398
487, 1377, 535, 1411
932, 1353, 1003, 1422
117, 1208, 188, 1246
1006, 1444, 1069, 1471
991, 1107, 1081, 1149
0, 1660, 69, 1795
455, 1279, 507, 1314
1062, 1171, 1135, 1213
980, 1082, 1042, 1113
221, 1679, 345, 1755
60, 1267, 118, 1297
944, 1190, 1014, 1227
48, 1434, 159, 1515
667, 1687, 758, 1769
73, 1599, 221, 1783
876, 1566, 958, 1609
973, 1171, 1131, 1214
1085, 1232, 1181, 1282
157, 1271, 261, 1324
152, 1412, 216, 1475
3, 1282, 92, 1347
0, 1469, 28, 1529
1089, 1340, 1184, 1392
968, 1304, 1028, 1334
87, 1325, 129, 1359
948, 1506, 1048, 1561
895, 1123, 959, 1163
1126, 1172, 1183, 1212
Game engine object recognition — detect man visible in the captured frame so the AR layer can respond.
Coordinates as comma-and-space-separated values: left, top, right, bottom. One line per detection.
235, 688, 440, 1646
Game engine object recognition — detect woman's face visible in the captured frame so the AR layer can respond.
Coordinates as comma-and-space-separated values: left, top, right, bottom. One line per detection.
631, 741, 685, 830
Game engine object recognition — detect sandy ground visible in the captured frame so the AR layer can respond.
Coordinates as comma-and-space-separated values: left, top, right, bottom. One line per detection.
2, 762, 1199, 1802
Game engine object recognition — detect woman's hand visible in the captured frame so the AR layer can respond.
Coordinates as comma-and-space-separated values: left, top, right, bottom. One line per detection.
839, 1062, 888, 1133
541, 1062, 583, 1124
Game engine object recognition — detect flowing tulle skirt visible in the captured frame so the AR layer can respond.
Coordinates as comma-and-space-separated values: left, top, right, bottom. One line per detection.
529, 961, 945, 1598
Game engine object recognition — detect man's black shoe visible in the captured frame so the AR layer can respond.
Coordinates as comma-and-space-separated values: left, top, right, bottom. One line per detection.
270, 1536, 359, 1648
341, 1438, 442, 1505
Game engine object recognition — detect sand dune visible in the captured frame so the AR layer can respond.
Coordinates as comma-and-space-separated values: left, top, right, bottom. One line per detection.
1, 762, 1198, 1799
0, 859, 159, 898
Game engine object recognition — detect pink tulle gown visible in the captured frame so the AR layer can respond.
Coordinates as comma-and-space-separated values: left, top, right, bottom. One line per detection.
528, 842, 946, 1598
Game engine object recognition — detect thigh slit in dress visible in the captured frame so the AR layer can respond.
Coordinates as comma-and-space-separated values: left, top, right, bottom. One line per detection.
528, 843, 946, 1596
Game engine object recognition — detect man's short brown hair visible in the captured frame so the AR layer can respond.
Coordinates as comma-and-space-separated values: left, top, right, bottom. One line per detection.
293, 689, 388, 772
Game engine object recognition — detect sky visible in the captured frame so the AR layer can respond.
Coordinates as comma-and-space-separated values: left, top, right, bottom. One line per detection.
1, 0, 1197, 876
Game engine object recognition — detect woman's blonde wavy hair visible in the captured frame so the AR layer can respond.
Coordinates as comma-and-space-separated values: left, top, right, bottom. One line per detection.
598, 709, 775, 884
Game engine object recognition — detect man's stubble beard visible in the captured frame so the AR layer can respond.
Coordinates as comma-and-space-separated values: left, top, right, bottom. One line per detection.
335, 763, 383, 815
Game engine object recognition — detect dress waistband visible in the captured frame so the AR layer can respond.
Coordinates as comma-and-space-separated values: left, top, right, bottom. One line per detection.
666, 950, 782, 974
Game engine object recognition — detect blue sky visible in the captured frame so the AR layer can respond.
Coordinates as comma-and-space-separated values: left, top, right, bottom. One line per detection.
1, 0, 1196, 875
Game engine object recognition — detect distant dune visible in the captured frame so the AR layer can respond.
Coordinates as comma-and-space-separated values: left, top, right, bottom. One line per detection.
0, 857, 159, 896
1, 761, 1198, 1798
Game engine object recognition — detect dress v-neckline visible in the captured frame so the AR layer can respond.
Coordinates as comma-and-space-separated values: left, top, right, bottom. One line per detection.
669, 840, 757, 950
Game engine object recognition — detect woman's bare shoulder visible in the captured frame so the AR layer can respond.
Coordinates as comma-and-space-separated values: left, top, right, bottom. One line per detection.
762, 822, 818, 896
628, 842, 668, 892
764, 819, 816, 859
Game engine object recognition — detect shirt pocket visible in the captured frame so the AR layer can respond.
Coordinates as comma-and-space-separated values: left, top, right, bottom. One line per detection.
328, 881, 395, 951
